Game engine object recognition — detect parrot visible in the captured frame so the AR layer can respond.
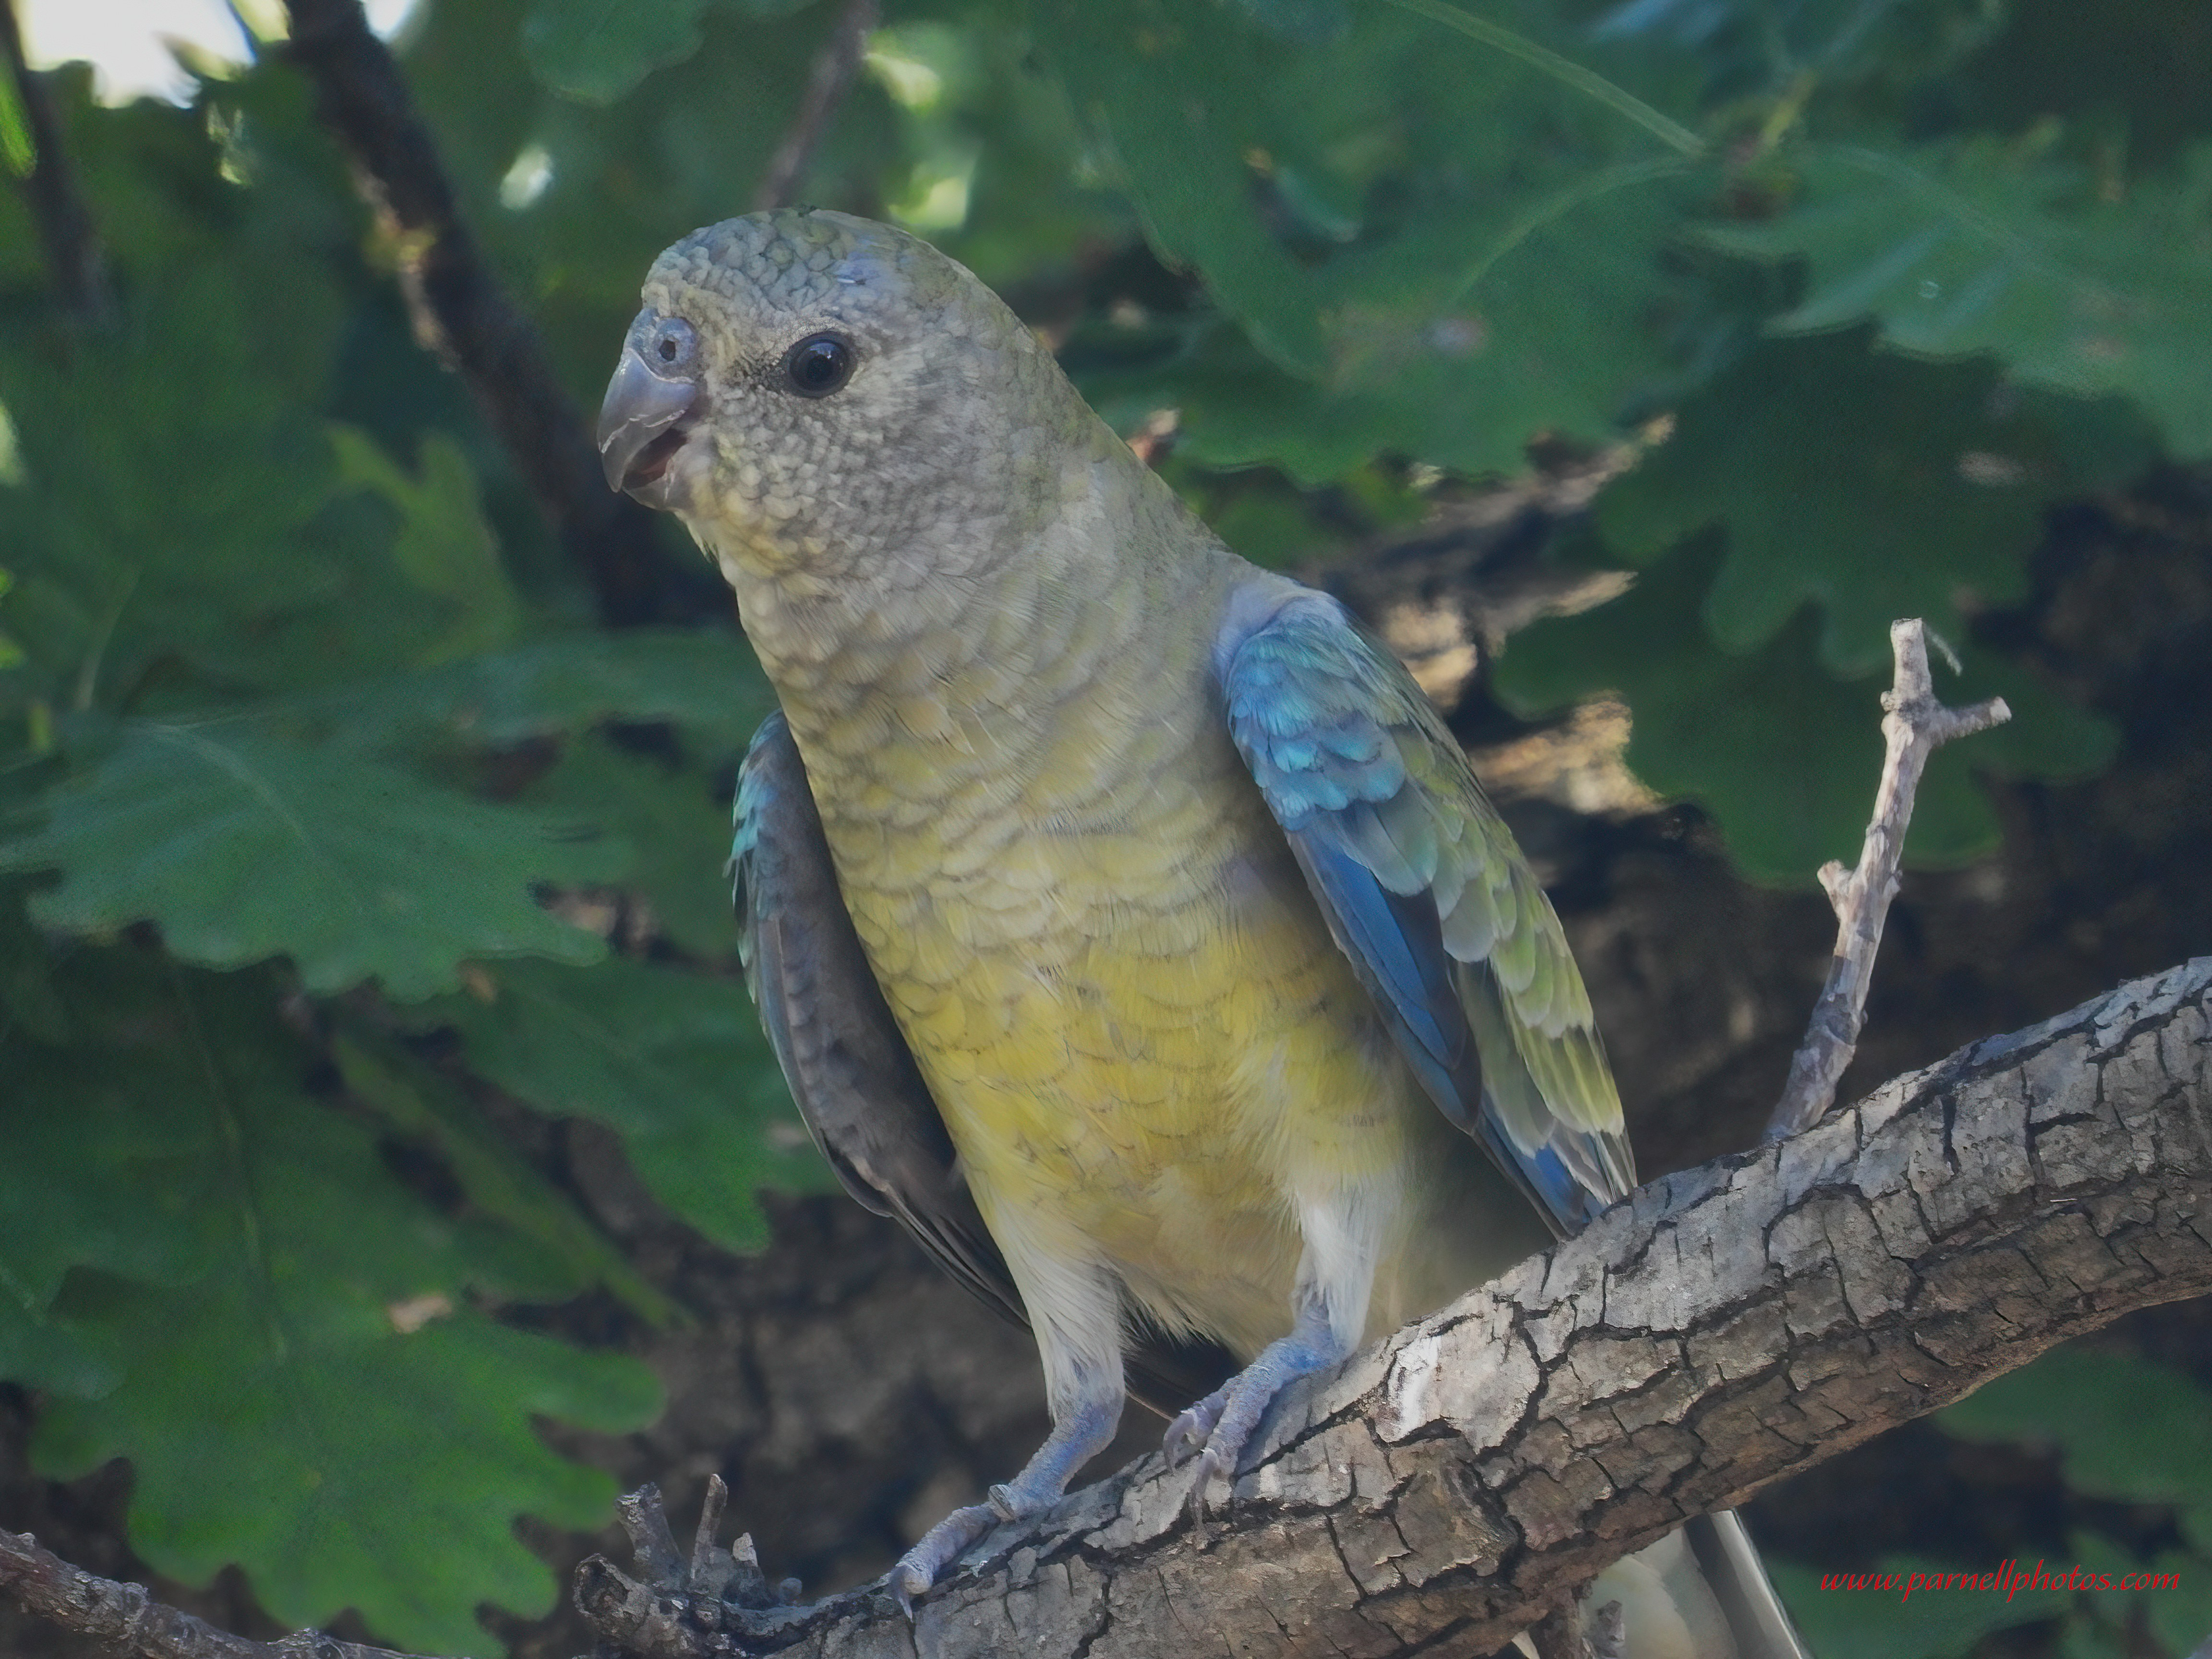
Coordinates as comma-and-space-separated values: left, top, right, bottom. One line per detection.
596, 207, 1810, 1659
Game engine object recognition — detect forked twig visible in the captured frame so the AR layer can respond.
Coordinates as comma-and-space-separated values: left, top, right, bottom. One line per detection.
1764, 618, 2010, 1142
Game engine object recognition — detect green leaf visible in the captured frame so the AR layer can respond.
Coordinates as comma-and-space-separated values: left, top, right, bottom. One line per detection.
328, 427, 524, 664
0, 721, 618, 998
1378, 0, 1704, 156
0, 566, 24, 670
0, 274, 338, 700
1948, 0, 2212, 177
1766, 1554, 2072, 1659
2141, 1547, 2212, 1657
1230, 0, 1352, 45
1710, 139, 2212, 454
0, 944, 212, 1396
1493, 535, 2104, 882
0, 270, 489, 706
0, 58, 31, 178
525, 731, 740, 957
1595, 330, 2157, 674
328, 1029, 683, 1322
1581, 0, 2004, 109
302, 629, 774, 757
522, 0, 719, 104
409, 955, 832, 1251
26, 966, 661, 1656
0, 879, 69, 1044
1035, 0, 1704, 479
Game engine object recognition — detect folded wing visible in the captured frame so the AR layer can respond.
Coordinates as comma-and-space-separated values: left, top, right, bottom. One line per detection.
1215, 589, 1634, 1234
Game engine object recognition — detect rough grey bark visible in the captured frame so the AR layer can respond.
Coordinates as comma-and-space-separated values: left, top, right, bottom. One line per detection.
579, 957, 2212, 1659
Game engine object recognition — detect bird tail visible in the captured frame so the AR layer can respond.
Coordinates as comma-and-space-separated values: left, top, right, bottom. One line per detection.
1577, 1508, 1812, 1659
1683, 1509, 1812, 1659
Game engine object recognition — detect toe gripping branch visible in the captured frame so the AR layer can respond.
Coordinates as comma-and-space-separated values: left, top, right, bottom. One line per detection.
574, 1479, 818, 1659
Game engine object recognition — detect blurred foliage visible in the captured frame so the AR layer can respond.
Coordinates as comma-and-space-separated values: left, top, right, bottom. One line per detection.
1768, 1345, 2212, 1657
0, 0, 2206, 1649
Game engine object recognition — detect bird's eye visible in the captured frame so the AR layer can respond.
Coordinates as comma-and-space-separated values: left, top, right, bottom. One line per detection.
649, 317, 697, 368
782, 332, 856, 398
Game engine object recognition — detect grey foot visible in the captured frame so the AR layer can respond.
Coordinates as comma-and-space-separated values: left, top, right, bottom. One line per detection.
1166, 1364, 1283, 1509
891, 1502, 1000, 1616
1163, 1315, 1352, 1514
892, 1392, 1123, 1613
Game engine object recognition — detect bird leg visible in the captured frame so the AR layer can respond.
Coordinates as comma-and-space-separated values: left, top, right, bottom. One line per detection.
1166, 1194, 1377, 1508
890, 1364, 1123, 1612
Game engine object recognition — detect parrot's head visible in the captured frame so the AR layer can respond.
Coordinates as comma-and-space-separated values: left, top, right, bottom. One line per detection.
597, 209, 1089, 588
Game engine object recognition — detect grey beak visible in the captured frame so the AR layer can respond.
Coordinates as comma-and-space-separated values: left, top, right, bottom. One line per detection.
596, 345, 702, 498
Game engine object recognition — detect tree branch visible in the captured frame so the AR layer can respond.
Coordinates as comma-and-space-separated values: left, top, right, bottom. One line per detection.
751, 0, 880, 213
277, 0, 673, 627
0, 1529, 423, 1659
1767, 619, 2011, 1142
0, 0, 115, 326
572, 957, 2212, 1659
6, 962, 2206, 1659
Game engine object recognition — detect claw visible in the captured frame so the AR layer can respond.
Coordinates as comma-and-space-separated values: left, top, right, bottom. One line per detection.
1163, 1388, 1226, 1469
890, 1501, 999, 1617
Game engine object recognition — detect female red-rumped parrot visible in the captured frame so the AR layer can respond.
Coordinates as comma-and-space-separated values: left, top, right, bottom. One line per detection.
597, 209, 1811, 1659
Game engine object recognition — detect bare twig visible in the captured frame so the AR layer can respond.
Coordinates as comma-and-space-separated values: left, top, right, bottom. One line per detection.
578, 1476, 805, 1653
0, 1530, 425, 1659
277, 0, 673, 627
1765, 618, 2010, 1142
751, 0, 880, 212
0, 0, 115, 326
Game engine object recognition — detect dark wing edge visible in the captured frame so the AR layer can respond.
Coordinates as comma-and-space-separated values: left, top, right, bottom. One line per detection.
732, 712, 1234, 1414
733, 711, 1022, 1325
1215, 586, 1635, 1238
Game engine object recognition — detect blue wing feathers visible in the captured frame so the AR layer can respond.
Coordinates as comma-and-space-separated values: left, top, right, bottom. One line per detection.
1218, 585, 1633, 1238
1300, 842, 1467, 1081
